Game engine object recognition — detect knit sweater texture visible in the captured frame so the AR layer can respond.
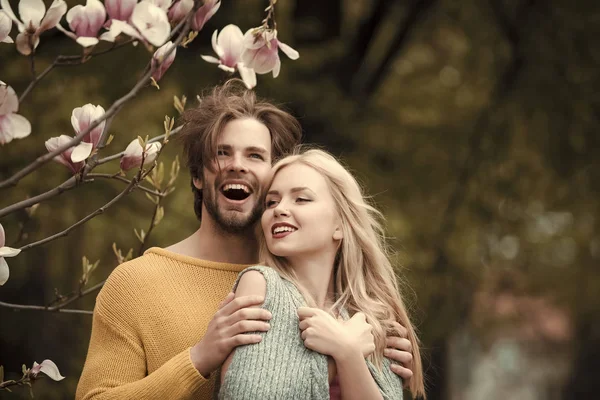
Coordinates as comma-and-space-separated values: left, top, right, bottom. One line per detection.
217, 266, 404, 400
76, 247, 249, 400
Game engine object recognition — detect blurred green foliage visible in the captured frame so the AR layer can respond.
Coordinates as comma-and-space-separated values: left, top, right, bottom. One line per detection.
0, 0, 598, 398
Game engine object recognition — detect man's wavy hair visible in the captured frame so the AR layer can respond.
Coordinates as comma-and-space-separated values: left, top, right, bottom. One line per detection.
178, 79, 302, 220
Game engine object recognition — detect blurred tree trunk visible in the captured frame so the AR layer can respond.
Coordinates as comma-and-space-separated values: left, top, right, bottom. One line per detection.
292, 0, 342, 45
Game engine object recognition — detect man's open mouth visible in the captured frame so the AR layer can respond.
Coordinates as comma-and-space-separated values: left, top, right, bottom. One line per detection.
220, 183, 252, 201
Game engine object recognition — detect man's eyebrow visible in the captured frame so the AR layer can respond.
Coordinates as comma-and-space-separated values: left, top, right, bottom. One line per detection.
217, 144, 232, 150
245, 146, 268, 154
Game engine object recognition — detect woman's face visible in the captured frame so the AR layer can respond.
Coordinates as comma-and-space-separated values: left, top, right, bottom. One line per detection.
262, 163, 342, 260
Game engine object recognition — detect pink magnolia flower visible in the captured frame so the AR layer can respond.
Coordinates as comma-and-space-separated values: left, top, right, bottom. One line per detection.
0, 10, 14, 43
0, 81, 31, 145
57, 0, 106, 47
101, 1, 169, 47
120, 139, 161, 171
191, 0, 219, 31
167, 0, 192, 24
151, 40, 176, 82
30, 360, 65, 381
104, 0, 137, 22
0, 0, 67, 55
70, 103, 106, 162
0, 223, 21, 286
201, 24, 256, 89
44, 134, 85, 174
241, 29, 299, 78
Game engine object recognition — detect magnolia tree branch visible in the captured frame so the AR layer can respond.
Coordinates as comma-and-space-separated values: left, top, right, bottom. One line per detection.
0, 2, 198, 190
86, 173, 164, 197
18, 39, 136, 104
18, 172, 142, 252
0, 301, 93, 315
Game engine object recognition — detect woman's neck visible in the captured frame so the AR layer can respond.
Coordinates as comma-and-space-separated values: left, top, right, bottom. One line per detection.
288, 252, 337, 309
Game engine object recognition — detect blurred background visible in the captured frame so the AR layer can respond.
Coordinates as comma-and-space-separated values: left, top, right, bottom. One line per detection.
1, 0, 599, 398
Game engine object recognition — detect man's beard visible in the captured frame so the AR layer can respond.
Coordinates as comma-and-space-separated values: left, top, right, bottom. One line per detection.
202, 174, 264, 234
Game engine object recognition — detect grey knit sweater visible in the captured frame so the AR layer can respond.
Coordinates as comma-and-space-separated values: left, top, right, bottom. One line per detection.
216, 266, 404, 400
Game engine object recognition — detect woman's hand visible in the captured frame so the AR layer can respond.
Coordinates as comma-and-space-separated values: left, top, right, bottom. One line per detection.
298, 307, 375, 361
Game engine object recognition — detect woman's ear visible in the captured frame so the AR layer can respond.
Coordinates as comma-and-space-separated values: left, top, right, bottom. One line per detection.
333, 227, 343, 241
192, 177, 203, 190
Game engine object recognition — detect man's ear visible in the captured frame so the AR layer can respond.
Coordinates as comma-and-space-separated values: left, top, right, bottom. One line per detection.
333, 227, 343, 241
192, 177, 203, 190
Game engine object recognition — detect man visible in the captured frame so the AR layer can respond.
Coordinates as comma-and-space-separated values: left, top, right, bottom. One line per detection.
76, 80, 414, 399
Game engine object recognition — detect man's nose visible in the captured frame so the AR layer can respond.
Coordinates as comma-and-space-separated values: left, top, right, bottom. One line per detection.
226, 153, 247, 172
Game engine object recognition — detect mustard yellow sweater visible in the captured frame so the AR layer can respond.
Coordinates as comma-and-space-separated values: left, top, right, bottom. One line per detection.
76, 247, 248, 400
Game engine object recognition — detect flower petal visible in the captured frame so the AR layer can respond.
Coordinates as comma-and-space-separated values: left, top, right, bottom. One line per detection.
218, 24, 244, 66
200, 55, 220, 64
76, 36, 99, 47
15, 31, 33, 55
0, 10, 14, 43
0, 246, 20, 257
0, 257, 9, 285
19, 0, 46, 29
237, 62, 256, 89
2, 113, 32, 139
278, 41, 299, 60
36, 360, 65, 381
71, 141, 93, 162
38, 0, 67, 32
272, 57, 280, 78
0, 83, 19, 115
131, 2, 170, 46
0, 223, 5, 247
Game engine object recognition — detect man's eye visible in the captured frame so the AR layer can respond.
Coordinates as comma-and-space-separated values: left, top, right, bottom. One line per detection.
249, 153, 264, 160
217, 150, 228, 156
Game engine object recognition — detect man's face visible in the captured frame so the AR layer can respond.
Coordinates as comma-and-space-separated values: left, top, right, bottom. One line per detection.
194, 118, 273, 233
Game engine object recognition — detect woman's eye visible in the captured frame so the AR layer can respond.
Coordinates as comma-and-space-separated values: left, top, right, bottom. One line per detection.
265, 200, 278, 208
296, 198, 311, 203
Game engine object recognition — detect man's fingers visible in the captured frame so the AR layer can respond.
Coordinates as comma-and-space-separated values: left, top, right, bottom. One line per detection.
228, 320, 270, 335
219, 295, 265, 316
218, 292, 235, 309
391, 321, 408, 338
297, 307, 319, 320
226, 333, 262, 348
227, 307, 272, 325
390, 363, 414, 381
386, 336, 412, 353
384, 348, 413, 365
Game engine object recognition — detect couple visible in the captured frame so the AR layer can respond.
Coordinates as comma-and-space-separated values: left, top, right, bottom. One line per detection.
76, 80, 425, 399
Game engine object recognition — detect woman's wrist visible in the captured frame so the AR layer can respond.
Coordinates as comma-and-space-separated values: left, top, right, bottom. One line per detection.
331, 339, 363, 364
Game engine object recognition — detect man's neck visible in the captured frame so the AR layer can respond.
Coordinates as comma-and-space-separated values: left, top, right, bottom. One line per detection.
166, 218, 260, 265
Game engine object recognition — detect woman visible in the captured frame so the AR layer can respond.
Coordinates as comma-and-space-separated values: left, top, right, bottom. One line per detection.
217, 149, 425, 399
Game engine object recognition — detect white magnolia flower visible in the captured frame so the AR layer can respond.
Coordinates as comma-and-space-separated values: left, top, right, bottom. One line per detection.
57, 0, 107, 47
30, 360, 65, 381
120, 138, 161, 171
101, 1, 169, 47
0, 0, 67, 55
201, 25, 256, 89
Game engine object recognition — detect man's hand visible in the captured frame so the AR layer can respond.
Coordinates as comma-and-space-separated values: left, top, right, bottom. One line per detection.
190, 292, 271, 378
384, 321, 414, 385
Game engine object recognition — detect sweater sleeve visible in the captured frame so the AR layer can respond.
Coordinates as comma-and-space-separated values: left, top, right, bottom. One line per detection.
366, 357, 404, 400
217, 266, 329, 399
75, 269, 209, 400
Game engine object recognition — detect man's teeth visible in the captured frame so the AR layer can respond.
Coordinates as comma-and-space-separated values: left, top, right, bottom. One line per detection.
223, 183, 250, 193
273, 226, 296, 234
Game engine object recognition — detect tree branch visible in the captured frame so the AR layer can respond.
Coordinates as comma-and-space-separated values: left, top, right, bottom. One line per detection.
86, 173, 164, 197
0, 301, 93, 315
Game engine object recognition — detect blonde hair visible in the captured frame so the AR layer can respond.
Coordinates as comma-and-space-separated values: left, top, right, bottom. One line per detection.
259, 148, 425, 398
